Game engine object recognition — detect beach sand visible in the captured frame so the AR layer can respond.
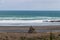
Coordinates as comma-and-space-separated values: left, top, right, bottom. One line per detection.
0, 26, 60, 40
0, 26, 60, 30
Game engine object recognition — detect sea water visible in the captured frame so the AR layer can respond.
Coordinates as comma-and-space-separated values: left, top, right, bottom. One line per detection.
0, 11, 60, 26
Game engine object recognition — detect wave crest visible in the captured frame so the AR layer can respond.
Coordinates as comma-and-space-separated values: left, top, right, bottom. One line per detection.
0, 16, 60, 20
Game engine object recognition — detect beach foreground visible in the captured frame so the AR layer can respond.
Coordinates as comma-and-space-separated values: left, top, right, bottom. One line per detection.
0, 26, 60, 40
0, 32, 60, 40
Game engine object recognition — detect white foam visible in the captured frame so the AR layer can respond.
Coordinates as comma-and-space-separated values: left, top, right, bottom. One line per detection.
0, 20, 60, 26
0, 16, 60, 20
0, 16, 60, 23
0, 20, 43, 23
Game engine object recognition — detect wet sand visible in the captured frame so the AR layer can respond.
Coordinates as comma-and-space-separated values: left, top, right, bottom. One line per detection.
0, 26, 60, 32
0, 26, 60, 30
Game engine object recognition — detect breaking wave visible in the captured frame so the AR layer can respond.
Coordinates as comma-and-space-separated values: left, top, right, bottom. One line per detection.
0, 16, 60, 23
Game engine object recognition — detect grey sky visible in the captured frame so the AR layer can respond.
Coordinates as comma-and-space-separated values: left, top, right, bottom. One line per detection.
32, 0, 60, 10
0, 0, 60, 10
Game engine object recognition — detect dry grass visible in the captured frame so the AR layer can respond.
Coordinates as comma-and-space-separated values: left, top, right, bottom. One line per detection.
0, 32, 59, 40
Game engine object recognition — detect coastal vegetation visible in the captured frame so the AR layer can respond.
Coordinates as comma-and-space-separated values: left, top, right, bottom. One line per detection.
0, 32, 59, 40
0, 26, 60, 40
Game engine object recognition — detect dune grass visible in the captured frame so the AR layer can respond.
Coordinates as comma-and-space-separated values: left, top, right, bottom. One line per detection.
0, 32, 59, 40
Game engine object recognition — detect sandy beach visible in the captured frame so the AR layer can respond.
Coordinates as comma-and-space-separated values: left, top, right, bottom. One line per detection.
0, 26, 60, 31
0, 26, 59, 40
0, 26, 60, 30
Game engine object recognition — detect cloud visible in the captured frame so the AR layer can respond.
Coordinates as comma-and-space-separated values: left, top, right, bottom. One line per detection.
0, 0, 32, 10
5, 0, 32, 3
0, 0, 5, 4
32, 0, 60, 10
0, 0, 60, 10
19, 0, 32, 2
0, 0, 5, 7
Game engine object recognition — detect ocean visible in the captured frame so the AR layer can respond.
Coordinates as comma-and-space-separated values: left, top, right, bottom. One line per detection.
0, 11, 60, 26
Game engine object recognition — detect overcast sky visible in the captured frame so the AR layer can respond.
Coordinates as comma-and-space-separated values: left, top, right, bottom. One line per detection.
0, 0, 60, 10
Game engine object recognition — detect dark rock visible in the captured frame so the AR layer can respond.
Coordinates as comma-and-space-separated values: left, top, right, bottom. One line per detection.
28, 26, 36, 33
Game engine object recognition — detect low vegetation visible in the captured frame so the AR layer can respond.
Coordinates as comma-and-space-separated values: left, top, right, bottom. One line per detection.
0, 32, 59, 40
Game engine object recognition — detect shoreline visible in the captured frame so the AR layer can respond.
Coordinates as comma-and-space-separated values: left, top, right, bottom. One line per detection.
0, 25, 59, 32
0, 25, 60, 29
